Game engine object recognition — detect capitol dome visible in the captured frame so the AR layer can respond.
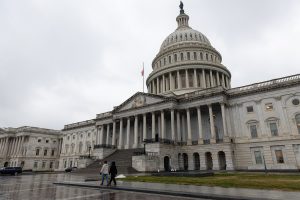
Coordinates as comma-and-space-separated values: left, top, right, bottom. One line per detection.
160, 15, 211, 52
146, 4, 231, 96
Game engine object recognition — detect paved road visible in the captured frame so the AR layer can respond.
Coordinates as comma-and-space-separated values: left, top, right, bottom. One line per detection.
0, 174, 209, 200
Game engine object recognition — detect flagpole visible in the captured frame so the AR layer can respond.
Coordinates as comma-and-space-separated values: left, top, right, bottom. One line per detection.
142, 62, 144, 93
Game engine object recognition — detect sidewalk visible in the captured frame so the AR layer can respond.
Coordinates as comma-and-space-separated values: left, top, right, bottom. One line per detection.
53, 180, 300, 200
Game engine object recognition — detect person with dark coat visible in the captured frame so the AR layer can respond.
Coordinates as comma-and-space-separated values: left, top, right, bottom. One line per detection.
108, 161, 118, 186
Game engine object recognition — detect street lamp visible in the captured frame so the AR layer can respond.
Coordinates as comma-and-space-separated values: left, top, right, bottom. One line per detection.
88, 146, 91, 158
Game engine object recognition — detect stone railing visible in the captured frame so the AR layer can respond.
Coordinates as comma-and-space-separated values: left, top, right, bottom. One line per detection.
64, 119, 95, 129
143, 138, 176, 145
79, 155, 97, 160
228, 74, 300, 95
96, 111, 112, 119
94, 144, 116, 149
203, 139, 210, 144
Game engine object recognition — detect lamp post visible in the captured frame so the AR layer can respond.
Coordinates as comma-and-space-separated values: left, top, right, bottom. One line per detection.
88, 146, 91, 158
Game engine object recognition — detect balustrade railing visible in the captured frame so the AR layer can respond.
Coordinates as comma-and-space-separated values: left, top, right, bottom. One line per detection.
203, 139, 210, 144
228, 74, 300, 94
94, 144, 116, 149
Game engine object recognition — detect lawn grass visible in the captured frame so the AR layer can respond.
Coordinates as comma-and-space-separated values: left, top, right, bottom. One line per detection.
121, 172, 300, 191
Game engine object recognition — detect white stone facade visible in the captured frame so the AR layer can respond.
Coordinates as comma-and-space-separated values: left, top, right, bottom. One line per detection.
0, 127, 62, 171
1, 5, 300, 172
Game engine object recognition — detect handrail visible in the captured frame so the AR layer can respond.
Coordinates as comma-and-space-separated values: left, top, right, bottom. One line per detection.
228, 74, 300, 94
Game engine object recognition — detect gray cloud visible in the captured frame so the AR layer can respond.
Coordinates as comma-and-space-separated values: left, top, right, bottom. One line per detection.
0, 0, 299, 129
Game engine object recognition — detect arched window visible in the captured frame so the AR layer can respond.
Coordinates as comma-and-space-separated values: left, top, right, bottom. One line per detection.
206, 53, 208, 60
71, 143, 75, 153
296, 114, 300, 134
164, 58, 166, 66
79, 142, 83, 153
200, 52, 203, 60
169, 56, 171, 64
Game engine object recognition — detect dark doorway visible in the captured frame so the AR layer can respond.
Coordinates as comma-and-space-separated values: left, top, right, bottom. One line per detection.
164, 156, 170, 171
178, 153, 183, 170
183, 153, 188, 170
4, 162, 8, 167
155, 134, 159, 142
218, 151, 226, 170
205, 152, 213, 170
20, 161, 25, 168
193, 153, 200, 170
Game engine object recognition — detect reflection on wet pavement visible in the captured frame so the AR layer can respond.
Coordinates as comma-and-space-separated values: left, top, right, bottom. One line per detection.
0, 174, 204, 200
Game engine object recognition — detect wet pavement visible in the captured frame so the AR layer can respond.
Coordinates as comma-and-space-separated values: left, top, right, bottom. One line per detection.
0, 173, 207, 200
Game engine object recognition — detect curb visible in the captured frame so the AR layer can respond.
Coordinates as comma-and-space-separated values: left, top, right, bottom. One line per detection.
53, 182, 270, 200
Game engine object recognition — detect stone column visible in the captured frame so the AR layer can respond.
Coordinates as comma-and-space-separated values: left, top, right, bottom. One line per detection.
151, 112, 156, 140
208, 104, 216, 143
176, 112, 181, 142
134, 115, 138, 148
171, 109, 175, 141
99, 126, 104, 145
18, 136, 24, 156
126, 118, 130, 149
210, 70, 214, 87
162, 75, 165, 93
106, 124, 110, 146
202, 69, 206, 88
221, 74, 225, 87
193, 69, 197, 87
10, 138, 16, 156
143, 114, 147, 142
161, 111, 165, 140
177, 70, 182, 89
112, 121, 116, 146
4, 137, 9, 157
0, 139, 2, 156
169, 73, 174, 90
221, 103, 228, 137
156, 77, 159, 94
118, 119, 123, 149
197, 107, 203, 144
225, 76, 229, 88
216, 71, 220, 86
186, 109, 192, 145
185, 69, 189, 88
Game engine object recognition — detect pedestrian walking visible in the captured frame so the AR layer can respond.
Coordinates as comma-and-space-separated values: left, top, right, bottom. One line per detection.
100, 160, 109, 185
108, 161, 118, 186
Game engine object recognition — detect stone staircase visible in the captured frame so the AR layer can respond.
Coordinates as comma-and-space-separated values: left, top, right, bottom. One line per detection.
74, 148, 144, 175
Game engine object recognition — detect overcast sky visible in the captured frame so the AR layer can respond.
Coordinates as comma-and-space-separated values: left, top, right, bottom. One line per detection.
1, 0, 300, 130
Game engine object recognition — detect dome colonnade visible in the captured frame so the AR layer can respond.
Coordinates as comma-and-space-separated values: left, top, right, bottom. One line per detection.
146, 7, 231, 96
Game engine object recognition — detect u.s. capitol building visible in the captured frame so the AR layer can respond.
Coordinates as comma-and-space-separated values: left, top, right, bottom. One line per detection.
1, 4, 300, 172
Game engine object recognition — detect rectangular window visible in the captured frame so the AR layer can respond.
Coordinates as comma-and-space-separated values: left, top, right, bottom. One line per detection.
265, 103, 273, 111
64, 160, 67, 168
250, 124, 258, 138
36, 149, 40, 156
50, 162, 53, 169
34, 162, 38, 168
194, 52, 197, 60
254, 151, 263, 164
270, 122, 278, 136
246, 106, 254, 113
187, 52, 190, 60
44, 150, 47, 156
51, 149, 55, 156
275, 150, 284, 163
42, 162, 46, 168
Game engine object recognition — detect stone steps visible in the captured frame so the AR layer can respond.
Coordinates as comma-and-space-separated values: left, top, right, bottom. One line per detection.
74, 148, 144, 175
